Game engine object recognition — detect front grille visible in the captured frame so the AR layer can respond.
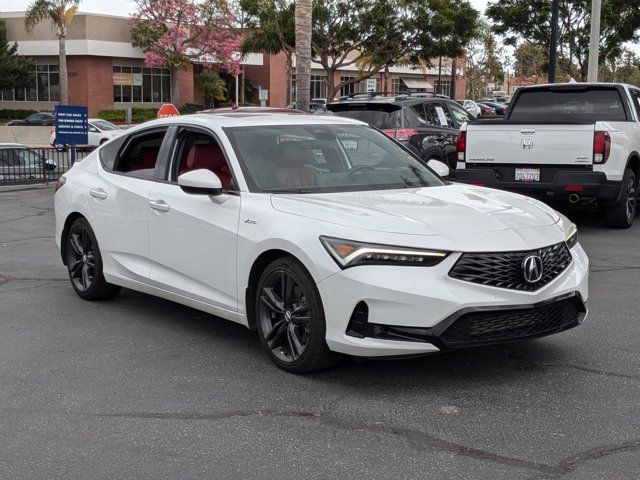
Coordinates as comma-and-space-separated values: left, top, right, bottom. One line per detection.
439, 295, 583, 349
449, 242, 572, 291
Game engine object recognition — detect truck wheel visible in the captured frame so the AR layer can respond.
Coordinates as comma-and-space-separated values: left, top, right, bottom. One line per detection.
604, 168, 636, 228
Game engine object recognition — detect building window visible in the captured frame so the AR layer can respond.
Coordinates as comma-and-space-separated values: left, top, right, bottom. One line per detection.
340, 76, 359, 96
113, 66, 172, 103
434, 79, 451, 97
392, 78, 404, 92
310, 75, 327, 100
0, 64, 59, 102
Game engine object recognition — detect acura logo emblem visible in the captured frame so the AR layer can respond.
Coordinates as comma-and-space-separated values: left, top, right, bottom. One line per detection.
522, 255, 544, 283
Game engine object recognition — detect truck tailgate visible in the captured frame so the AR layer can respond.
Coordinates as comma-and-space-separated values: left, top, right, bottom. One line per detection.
466, 123, 595, 166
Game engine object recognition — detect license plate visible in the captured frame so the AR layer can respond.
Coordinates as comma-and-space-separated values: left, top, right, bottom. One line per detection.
515, 168, 540, 182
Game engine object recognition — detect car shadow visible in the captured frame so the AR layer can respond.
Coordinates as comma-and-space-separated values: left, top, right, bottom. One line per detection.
113, 287, 575, 390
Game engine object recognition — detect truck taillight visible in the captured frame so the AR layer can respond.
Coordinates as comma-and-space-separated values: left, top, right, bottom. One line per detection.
456, 131, 467, 162
382, 129, 417, 142
593, 131, 611, 164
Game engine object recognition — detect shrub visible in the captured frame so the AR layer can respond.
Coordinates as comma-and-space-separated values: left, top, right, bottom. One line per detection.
0, 109, 38, 120
96, 108, 160, 124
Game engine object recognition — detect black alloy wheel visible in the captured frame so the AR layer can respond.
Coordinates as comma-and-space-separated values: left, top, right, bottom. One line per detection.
66, 218, 121, 300
256, 257, 339, 373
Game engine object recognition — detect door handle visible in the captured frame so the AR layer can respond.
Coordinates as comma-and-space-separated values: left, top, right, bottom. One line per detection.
149, 199, 170, 213
89, 188, 108, 200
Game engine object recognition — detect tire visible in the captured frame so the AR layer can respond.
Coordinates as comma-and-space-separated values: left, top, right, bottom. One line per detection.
604, 168, 636, 228
66, 218, 121, 300
255, 257, 340, 373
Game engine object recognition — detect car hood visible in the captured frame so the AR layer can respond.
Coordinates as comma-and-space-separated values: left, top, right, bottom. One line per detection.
271, 184, 560, 239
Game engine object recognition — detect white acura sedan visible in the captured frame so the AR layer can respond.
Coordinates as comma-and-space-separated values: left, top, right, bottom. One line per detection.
54, 113, 589, 373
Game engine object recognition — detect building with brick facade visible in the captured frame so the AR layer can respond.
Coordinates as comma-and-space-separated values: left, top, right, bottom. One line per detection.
0, 11, 467, 116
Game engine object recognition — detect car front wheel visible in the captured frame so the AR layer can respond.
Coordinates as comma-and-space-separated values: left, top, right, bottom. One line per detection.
255, 257, 340, 373
66, 218, 121, 300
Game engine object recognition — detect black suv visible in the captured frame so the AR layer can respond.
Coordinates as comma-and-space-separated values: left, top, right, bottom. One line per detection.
327, 93, 473, 170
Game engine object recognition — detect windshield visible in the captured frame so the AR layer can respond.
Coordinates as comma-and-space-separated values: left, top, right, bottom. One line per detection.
92, 120, 120, 131
225, 124, 444, 193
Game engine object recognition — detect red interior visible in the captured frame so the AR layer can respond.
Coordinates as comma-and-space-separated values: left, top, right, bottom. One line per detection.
129, 146, 160, 171
179, 144, 232, 189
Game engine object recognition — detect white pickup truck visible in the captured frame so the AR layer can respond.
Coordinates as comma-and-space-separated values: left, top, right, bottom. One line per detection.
455, 83, 640, 228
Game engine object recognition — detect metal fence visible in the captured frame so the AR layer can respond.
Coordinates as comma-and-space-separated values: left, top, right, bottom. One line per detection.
0, 147, 90, 186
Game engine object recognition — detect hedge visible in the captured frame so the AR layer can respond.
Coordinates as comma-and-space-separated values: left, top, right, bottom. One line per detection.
0, 109, 39, 120
96, 108, 160, 124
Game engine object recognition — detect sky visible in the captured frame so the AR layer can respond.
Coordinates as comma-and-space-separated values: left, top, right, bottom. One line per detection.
6, 0, 492, 17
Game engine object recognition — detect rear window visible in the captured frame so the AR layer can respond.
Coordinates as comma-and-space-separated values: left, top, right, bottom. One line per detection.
510, 87, 628, 122
327, 104, 402, 129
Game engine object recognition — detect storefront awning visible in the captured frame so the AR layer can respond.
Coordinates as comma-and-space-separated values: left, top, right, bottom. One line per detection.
401, 78, 433, 90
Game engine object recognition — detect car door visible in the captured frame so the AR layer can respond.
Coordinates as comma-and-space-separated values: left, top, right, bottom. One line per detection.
147, 126, 241, 312
87, 127, 170, 283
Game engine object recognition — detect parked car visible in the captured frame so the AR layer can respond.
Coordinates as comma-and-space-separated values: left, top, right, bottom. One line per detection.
478, 103, 496, 116
54, 113, 588, 373
0, 143, 57, 182
51, 118, 124, 148
456, 82, 640, 228
327, 94, 473, 169
457, 100, 482, 118
478, 101, 509, 116
7, 112, 55, 126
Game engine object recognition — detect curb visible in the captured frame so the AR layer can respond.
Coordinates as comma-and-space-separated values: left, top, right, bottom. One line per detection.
0, 184, 55, 193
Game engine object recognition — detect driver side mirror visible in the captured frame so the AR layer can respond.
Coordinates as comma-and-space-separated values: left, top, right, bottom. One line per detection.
89, 127, 98, 133
427, 159, 450, 177
178, 169, 223, 196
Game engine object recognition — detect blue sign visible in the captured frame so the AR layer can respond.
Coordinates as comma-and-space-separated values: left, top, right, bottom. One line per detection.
55, 105, 89, 145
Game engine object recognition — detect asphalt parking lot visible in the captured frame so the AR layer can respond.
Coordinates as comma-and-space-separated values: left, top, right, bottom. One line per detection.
1, 186, 639, 480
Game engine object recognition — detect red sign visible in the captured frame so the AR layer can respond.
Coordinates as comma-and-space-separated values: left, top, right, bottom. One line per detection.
157, 104, 180, 119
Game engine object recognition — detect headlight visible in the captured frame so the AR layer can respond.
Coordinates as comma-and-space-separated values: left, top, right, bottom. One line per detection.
565, 226, 578, 249
320, 236, 450, 269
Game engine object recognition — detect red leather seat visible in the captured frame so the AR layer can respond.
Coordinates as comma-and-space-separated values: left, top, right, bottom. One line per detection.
130, 146, 160, 171
180, 144, 232, 189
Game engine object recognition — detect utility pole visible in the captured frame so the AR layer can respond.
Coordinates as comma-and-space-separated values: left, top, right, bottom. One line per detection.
587, 0, 602, 82
548, 0, 560, 82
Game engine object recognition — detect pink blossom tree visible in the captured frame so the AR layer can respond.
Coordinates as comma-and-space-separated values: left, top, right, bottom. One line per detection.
131, 0, 242, 106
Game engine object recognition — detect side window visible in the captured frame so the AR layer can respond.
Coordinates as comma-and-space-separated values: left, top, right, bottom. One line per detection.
630, 89, 640, 120
447, 103, 472, 128
0, 149, 19, 166
172, 129, 234, 191
114, 129, 167, 174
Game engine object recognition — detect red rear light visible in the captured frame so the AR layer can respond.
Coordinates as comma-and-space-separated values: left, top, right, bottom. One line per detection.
456, 131, 467, 162
395, 129, 418, 142
382, 129, 417, 142
382, 129, 397, 139
565, 185, 584, 191
593, 131, 611, 164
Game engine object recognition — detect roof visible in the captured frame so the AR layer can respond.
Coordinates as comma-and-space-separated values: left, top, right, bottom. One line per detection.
125, 113, 366, 134
517, 82, 635, 90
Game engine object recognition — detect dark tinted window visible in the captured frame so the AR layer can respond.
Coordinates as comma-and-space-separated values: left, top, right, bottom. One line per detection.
99, 135, 127, 171
115, 130, 166, 173
327, 104, 402, 129
510, 88, 628, 122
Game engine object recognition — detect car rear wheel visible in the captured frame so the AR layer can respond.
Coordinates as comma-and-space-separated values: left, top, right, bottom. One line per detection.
255, 257, 340, 373
66, 218, 121, 300
604, 168, 636, 228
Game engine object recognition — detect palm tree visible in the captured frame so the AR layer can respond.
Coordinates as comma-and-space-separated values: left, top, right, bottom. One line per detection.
294, 0, 312, 112
25, 0, 80, 105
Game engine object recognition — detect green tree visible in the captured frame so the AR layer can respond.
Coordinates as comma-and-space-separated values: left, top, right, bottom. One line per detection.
408, 0, 479, 99
25, 0, 80, 105
240, 0, 295, 104
486, 0, 640, 81
0, 19, 33, 91
199, 69, 228, 108
465, 23, 505, 98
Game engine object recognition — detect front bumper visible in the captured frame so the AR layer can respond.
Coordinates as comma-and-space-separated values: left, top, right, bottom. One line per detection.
453, 167, 621, 202
317, 244, 589, 357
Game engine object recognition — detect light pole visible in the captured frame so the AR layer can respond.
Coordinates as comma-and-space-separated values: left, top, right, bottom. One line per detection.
548, 0, 560, 82
587, 0, 602, 81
